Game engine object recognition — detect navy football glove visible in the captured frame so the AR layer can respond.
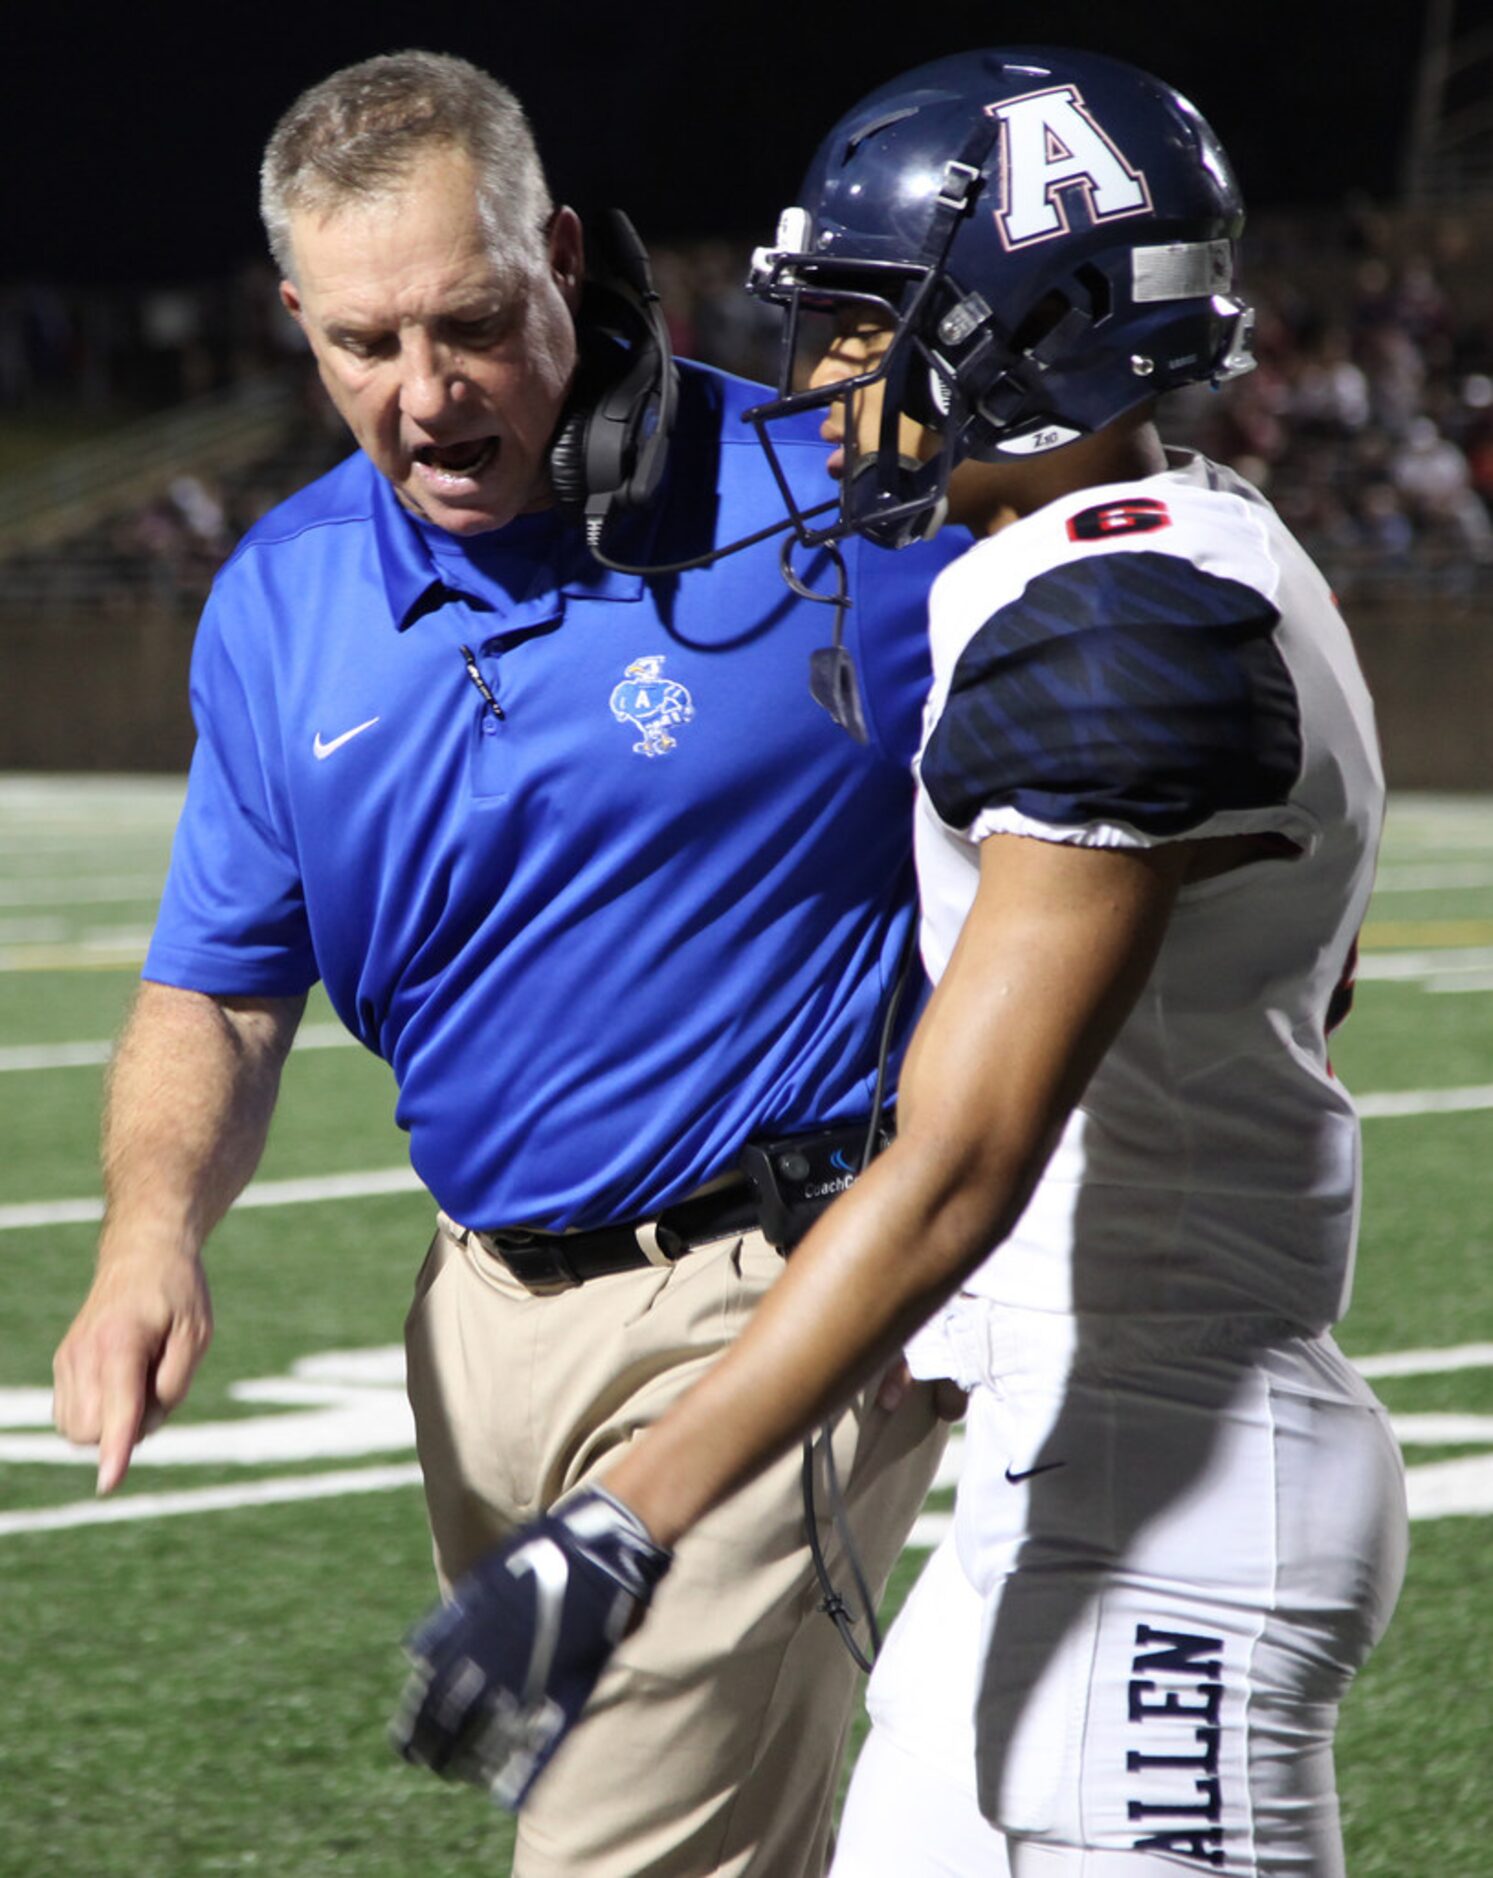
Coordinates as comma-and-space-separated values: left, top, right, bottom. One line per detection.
391, 1486, 671, 1809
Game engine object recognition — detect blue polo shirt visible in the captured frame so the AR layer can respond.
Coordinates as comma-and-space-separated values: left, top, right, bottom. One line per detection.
145, 363, 963, 1229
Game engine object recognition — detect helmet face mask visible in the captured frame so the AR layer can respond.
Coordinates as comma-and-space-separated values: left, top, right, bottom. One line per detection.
745, 47, 1257, 549
749, 255, 965, 549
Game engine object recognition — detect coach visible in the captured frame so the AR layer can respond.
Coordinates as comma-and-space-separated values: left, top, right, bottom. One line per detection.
51, 49, 960, 1878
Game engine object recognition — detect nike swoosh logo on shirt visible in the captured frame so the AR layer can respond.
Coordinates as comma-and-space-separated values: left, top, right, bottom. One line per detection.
1004, 1460, 1067, 1484
313, 718, 380, 760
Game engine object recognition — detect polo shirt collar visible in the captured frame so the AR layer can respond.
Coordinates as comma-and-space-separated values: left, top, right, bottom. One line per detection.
367, 461, 646, 632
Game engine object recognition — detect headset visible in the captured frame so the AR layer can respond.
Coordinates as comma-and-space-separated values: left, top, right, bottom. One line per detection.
547, 207, 680, 549
551, 211, 841, 576
550, 209, 855, 744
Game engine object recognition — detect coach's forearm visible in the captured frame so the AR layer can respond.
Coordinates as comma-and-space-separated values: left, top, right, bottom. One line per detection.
99, 981, 306, 1260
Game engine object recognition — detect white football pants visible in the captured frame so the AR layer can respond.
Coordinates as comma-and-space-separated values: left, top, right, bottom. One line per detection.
834, 1313, 1407, 1877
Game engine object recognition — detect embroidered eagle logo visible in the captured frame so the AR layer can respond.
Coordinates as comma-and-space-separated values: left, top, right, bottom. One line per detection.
609, 655, 696, 758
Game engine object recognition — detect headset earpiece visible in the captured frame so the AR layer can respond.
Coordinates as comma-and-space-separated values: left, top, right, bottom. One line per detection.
548, 209, 679, 546
547, 399, 594, 515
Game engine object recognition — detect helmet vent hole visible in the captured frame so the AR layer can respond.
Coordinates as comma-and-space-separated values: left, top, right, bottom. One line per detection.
843, 105, 920, 159
1010, 291, 1072, 355
1074, 265, 1112, 322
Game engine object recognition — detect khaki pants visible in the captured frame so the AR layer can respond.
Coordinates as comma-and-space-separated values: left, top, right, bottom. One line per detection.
405, 1218, 947, 1878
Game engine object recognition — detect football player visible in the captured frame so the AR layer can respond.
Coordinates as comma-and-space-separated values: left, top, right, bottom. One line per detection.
394, 48, 1408, 1877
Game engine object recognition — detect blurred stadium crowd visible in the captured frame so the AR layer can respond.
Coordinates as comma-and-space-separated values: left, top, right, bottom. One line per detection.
3, 208, 1491, 616
1171, 216, 1493, 590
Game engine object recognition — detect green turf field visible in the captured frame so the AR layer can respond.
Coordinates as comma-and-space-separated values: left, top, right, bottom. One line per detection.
0, 779, 1487, 1876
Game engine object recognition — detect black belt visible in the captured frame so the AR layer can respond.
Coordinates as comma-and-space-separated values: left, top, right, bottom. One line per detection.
465, 1179, 762, 1290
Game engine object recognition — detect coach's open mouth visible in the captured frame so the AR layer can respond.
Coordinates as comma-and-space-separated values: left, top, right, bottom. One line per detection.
413, 438, 499, 481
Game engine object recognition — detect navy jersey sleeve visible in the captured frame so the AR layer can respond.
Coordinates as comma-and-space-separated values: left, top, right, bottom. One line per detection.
143, 588, 318, 995
920, 552, 1302, 839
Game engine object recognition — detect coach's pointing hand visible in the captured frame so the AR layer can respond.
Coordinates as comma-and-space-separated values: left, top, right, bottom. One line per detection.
51, 981, 302, 1495
53, 1246, 214, 1494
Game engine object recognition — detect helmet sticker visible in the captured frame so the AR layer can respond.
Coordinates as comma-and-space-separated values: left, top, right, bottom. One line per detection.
992, 423, 1085, 457
1133, 241, 1234, 303
987, 85, 1152, 249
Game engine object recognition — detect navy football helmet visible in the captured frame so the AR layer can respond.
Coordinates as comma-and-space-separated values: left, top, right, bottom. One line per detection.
746, 48, 1256, 549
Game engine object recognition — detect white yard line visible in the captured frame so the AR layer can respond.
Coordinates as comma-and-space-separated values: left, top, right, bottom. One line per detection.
0, 936, 154, 972
0, 1165, 423, 1232
1376, 795, 1493, 854
1354, 1343, 1493, 1378
0, 1022, 357, 1074
0, 1464, 424, 1537
0, 1041, 113, 1071
1354, 1085, 1493, 1118
1356, 947, 1493, 980
0, 1083, 1487, 1233
0, 876, 171, 907
4, 1342, 1489, 1539
1373, 864, 1493, 892
5, 1448, 1481, 1542
0, 920, 69, 945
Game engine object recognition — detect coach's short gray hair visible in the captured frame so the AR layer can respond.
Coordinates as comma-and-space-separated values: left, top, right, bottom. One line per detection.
260, 50, 553, 283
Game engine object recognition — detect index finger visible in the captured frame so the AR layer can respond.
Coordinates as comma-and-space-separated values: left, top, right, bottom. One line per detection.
94, 1350, 148, 1496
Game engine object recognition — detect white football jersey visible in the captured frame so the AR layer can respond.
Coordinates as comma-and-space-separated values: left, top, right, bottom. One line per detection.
911, 452, 1383, 1331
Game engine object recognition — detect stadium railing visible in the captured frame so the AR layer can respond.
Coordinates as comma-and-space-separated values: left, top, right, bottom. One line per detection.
0, 371, 303, 561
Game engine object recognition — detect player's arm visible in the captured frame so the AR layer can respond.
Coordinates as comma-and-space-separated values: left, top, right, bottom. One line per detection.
393, 830, 1195, 1806
605, 829, 1191, 1543
52, 979, 305, 1493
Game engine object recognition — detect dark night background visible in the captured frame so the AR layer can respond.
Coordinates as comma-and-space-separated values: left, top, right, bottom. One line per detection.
2, 5, 1491, 789
2, 0, 1460, 288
